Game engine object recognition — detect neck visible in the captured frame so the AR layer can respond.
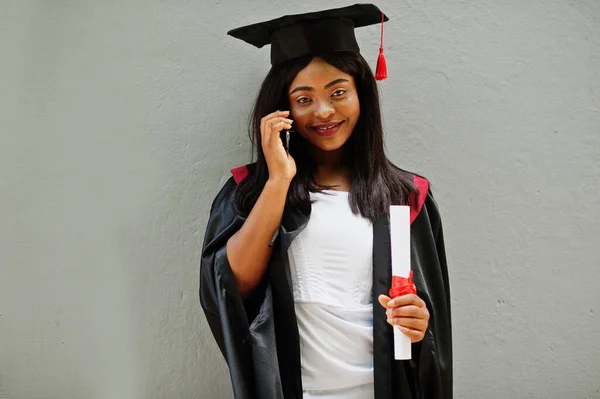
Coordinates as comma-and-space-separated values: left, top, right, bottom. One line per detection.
312, 146, 352, 190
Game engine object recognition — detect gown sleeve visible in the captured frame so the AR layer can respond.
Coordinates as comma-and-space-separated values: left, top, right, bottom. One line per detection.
199, 176, 268, 397
411, 189, 453, 398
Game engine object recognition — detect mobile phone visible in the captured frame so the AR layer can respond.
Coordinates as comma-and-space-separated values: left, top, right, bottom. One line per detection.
281, 126, 294, 155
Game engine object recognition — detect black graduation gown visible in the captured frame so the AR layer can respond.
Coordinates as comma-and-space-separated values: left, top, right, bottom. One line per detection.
199, 166, 452, 399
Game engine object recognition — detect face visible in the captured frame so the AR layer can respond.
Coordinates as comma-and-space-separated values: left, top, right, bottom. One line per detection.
288, 57, 360, 153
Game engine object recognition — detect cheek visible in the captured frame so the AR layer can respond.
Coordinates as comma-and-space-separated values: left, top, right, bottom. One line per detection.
340, 97, 360, 126
290, 104, 310, 120
350, 94, 360, 116
289, 105, 312, 132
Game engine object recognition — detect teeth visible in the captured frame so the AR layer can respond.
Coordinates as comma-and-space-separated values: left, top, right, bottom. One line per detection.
316, 124, 337, 130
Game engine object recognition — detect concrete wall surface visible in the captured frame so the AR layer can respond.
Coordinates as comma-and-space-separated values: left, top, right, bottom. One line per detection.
1, 0, 599, 398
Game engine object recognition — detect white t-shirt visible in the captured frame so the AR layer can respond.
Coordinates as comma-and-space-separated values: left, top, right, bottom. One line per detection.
287, 190, 374, 398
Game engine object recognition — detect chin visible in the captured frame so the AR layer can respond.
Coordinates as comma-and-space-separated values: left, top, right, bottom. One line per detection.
300, 134, 347, 152
299, 130, 353, 154
313, 141, 346, 152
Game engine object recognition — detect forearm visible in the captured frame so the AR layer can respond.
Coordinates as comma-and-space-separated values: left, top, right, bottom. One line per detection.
226, 178, 290, 297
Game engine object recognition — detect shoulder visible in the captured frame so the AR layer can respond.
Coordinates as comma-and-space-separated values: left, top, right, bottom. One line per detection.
402, 170, 444, 233
209, 163, 257, 212
396, 169, 430, 192
230, 163, 256, 184
396, 169, 432, 224
209, 163, 251, 207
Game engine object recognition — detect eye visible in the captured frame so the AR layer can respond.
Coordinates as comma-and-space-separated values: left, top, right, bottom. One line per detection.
297, 97, 312, 104
332, 89, 347, 97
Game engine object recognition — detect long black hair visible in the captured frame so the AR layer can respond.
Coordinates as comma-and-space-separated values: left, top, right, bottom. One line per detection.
234, 51, 418, 223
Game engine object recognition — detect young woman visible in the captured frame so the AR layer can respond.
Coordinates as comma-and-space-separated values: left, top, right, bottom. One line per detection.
200, 4, 452, 399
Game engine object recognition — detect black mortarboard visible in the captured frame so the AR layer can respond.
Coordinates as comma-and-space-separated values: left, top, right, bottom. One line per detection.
227, 3, 389, 79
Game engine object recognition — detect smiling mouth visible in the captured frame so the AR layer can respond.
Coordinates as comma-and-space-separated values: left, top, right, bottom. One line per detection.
309, 121, 344, 136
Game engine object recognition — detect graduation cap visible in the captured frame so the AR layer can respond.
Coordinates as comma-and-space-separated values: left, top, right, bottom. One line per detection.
227, 3, 389, 80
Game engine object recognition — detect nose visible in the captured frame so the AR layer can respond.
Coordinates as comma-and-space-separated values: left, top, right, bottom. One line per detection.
314, 99, 335, 120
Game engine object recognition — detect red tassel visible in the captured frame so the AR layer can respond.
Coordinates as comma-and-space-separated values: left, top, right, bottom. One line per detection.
375, 11, 387, 81
376, 47, 387, 80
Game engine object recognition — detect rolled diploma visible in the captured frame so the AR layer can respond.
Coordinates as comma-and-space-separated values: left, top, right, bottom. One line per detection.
390, 205, 411, 360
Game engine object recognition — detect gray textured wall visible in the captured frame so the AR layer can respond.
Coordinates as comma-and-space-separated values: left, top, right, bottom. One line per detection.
1, 0, 599, 398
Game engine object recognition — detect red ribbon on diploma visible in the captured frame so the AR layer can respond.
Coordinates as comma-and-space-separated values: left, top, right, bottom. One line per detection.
389, 271, 416, 298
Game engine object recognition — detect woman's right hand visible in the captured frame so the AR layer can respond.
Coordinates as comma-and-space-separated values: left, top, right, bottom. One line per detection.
260, 110, 296, 183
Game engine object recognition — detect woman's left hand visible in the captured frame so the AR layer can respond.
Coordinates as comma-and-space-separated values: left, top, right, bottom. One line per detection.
377, 294, 429, 343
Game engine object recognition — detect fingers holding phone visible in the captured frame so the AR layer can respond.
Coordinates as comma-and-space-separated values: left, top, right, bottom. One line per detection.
260, 110, 296, 182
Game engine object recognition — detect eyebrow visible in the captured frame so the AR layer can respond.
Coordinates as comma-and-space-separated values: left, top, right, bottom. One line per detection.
289, 78, 350, 95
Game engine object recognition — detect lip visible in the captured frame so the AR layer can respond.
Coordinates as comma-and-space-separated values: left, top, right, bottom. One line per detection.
309, 121, 344, 137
